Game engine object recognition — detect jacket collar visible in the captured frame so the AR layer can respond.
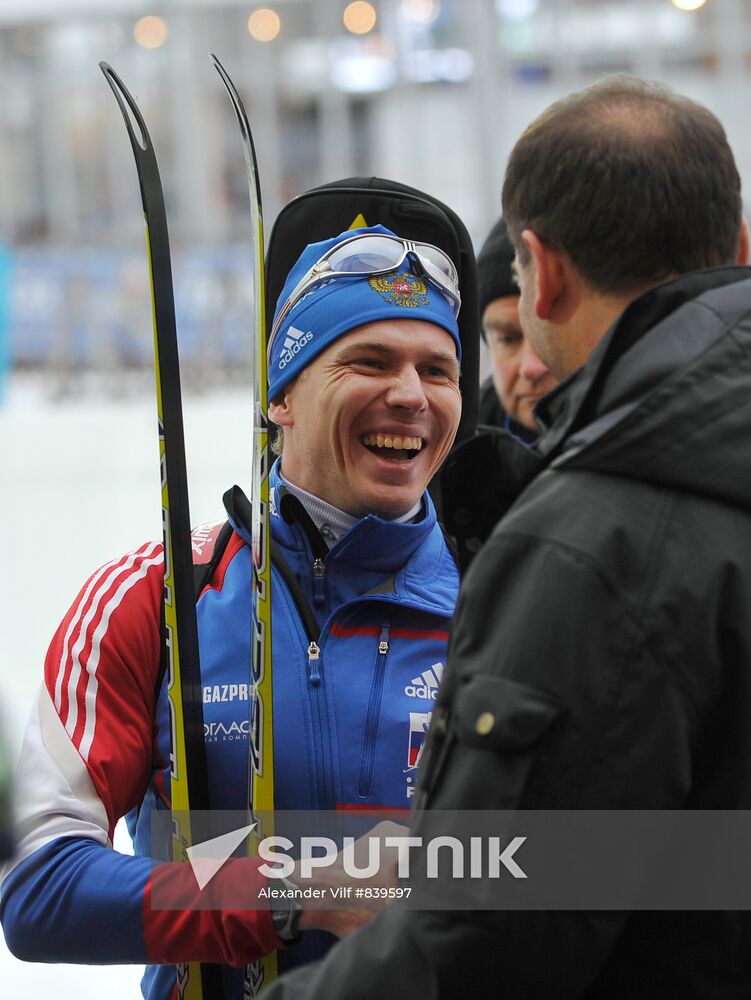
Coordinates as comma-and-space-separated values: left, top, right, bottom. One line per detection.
270, 461, 436, 573
534, 265, 751, 460
228, 461, 440, 578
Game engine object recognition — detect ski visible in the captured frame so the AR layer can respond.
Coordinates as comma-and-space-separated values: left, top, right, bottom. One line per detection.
100, 62, 223, 1000
211, 54, 276, 997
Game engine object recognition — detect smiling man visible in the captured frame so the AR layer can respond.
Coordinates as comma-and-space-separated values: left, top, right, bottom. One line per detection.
267, 226, 462, 523
0, 224, 463, 1000
269, 318, 460, 519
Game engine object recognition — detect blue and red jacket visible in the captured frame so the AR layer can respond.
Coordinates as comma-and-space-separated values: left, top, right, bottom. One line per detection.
0, 463, 458, 999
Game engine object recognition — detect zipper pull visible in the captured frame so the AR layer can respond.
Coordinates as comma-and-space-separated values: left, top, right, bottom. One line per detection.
307, 640, 321, 686
313, 557, 325, 608
378, 622, 390, 656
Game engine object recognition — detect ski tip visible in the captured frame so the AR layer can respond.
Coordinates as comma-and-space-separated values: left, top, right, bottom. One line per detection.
99, 61, 122, 92
99, 62, 150, 154
210, 52, 232, 88
211, 54, 244, 118
99, 61, 119, 88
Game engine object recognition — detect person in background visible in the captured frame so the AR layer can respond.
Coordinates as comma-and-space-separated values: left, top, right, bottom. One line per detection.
476, 216, 557, 441
437, 217, 557, 571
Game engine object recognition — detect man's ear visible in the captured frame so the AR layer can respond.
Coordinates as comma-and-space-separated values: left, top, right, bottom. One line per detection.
268, 387, 294, 428
737, 216, 750, 265
520, 230, 567, 320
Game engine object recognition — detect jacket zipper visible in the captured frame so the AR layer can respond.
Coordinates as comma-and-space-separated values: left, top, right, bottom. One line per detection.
306, 637, 334, 806
307, 553, 331, 803
307, 641, 321, 685
357, 622, 391, 799
313, 557, 325, 608
275, 493, 336, 808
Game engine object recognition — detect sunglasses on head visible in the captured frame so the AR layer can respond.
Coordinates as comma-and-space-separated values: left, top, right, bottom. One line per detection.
269, 233, 461, 356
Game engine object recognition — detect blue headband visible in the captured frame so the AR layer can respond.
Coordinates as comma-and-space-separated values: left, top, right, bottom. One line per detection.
268, 224, 461, 401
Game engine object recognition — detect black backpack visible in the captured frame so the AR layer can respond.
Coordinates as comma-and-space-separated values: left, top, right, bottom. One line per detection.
264, 176, 479, 450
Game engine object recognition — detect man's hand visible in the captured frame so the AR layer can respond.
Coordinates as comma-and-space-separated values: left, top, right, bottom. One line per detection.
295, 821, 407, 938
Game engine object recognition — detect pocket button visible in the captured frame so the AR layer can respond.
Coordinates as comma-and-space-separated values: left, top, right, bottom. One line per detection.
475, 711, 496, 736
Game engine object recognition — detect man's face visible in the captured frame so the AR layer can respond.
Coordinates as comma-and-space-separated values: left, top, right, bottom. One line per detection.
514, 246, 583, 381
483, 294, 557, 430
270, 319, 462, 519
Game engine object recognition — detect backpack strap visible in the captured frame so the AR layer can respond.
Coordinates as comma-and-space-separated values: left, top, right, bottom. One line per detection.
153, 519, 236, 704
193, 519, 235, 599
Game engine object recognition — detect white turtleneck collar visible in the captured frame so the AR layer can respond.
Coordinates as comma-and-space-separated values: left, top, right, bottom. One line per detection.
280, 474, 424, 547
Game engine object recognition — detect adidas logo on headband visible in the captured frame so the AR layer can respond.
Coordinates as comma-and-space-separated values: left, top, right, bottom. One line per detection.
278, 325, 313, 370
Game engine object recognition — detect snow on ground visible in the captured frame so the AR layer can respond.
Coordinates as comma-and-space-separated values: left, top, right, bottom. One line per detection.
0, 373, 253, 999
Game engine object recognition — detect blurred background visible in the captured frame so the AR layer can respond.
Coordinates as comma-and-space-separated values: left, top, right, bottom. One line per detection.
0, 0, 744, 995
0, 0, 748, 401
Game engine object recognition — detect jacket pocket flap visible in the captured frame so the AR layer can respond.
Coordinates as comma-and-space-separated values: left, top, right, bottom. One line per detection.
454, 674, 559, 751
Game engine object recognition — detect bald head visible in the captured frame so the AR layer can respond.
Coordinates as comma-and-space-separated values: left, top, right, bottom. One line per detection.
502, 75, 743, 295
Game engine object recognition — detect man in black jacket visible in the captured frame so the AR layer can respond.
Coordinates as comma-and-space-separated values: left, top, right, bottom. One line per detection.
263, 74, 751, 999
